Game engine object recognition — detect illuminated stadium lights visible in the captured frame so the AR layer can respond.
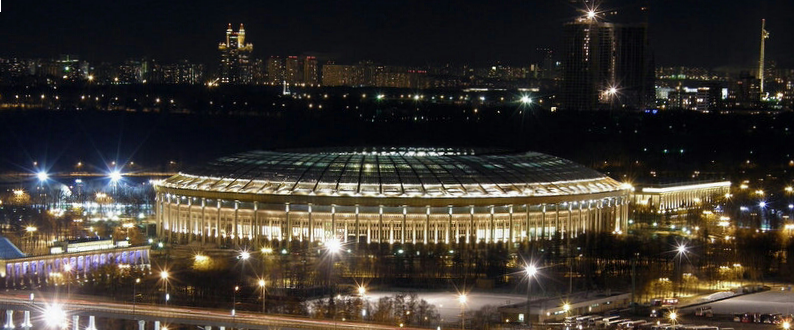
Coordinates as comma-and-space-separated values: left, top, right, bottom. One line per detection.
154, 149, 631, 247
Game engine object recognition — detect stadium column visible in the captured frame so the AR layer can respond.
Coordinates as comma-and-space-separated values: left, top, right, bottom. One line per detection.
378, 205, 384, 245
175, 197, 181, 243
567, 203, 573, 240
187, 198, 193, 243
308, 203, 314, 243
285, 203, 291, 246
201, 198, 206, 244
234, 201, 240, 246
485, 205, 496, 244
508, 205, 513, 251
597, 200, 604, 232
448, 206, 453, 244
541, 204, 547, 240
525, 204, 531, 243
425, 206, 430, 245
216, 200, 222, 245
468, 205, 474, 245
156, 193, 163, 237
411, 208, 416, 244
402, 206, 407, 245
367, 209, 372, 245
578, 202, 584, 238
622, 197, 629, 232
555, 203, 560, 239
331, 205, 336, 241
253, 201, 258, 246
356, 205, 361, 248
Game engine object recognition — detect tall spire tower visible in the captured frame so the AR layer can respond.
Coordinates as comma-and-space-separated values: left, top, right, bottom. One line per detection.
759, 19, 770, 96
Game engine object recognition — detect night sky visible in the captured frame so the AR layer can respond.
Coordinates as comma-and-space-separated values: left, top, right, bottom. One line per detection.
1, 0, 792, 69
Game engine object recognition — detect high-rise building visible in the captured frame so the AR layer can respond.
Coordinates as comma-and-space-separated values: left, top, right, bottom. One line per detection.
218, 23, 253, 84
727, 71, 761, 109
562, 15, 653, 111
285, 56, 301, 85
322, 64, 364, 86
266, 56, 285, 85
303, 56, 318, 86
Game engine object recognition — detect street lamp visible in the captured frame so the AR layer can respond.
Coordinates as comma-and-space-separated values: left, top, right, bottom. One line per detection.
669, 311, 677, 327
36, 171, 49, 182
458, 293, 467, 330
259, 279, 266, 313
783, 321, 790, 330
675, 245, 687, 297
325, 239, 342, 320
232, 285, 239, 324
525, 264, 538, 328
605, 87, 618, 111
109, 170, 122, 194
160, 270, 169, 306
133, 278, 140, 316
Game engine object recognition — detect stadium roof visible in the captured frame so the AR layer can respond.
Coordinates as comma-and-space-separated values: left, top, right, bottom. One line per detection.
0, 236, 26, 259
158, 148, 624, 198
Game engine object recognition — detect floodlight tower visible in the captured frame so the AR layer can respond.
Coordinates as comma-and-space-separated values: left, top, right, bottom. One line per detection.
759, 19, 770, 97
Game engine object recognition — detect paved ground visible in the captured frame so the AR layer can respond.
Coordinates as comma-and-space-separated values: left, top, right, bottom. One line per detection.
364, 290, 528, 322
321, 286, 794, 326
681, 287, 794, 315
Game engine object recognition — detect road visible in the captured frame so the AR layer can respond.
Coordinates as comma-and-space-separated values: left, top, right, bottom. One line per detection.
680, 288, 794, 316
0, 292, 428, 330
363, 290, 527, 322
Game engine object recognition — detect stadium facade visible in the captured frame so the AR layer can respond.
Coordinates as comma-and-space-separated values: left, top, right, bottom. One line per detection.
153, 148, 631, 248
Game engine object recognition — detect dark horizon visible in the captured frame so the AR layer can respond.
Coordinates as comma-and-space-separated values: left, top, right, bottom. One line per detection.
0, 0, 792, 69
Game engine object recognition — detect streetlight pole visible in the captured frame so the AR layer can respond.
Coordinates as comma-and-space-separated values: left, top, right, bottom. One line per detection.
326, 239, 341, 328
526, 264, 538, 329
676, 245, 687, 298
232, 285, 239, 325
458, 294, 467, 330
133, 278, 140, 316
160, 270, 169, 306
259, 279, 266, 313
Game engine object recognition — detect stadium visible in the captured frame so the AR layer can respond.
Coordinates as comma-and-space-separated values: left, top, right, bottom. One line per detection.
153, 148, 631, 248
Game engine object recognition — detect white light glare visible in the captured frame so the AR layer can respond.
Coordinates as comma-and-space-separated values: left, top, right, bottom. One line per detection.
44, 304, 67, 328
326, 239, 341, 253
526, 264, 537, 276
110, 170, 122, 182
37, 171, 48, 181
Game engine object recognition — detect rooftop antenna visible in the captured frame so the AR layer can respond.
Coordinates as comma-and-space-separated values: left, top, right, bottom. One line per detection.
759, 19, 770, 97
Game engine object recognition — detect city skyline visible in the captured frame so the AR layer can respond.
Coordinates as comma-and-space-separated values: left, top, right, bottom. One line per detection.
0, 0, 792, 69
